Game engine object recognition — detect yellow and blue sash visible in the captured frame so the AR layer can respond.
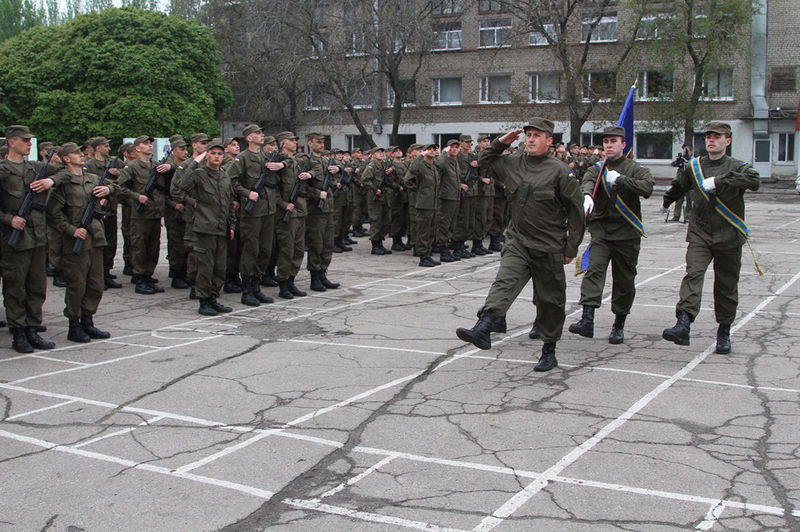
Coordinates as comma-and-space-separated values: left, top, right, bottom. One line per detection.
688, 157, 750, 239
596, 161, 645, 237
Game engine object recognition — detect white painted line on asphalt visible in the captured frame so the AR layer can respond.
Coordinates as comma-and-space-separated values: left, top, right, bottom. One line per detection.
105, 341, 161, 349
365, 287, 490, 298
316, 455, 397, 500
472, 268, 800, 532
696, 501, 726, 530
647, 246, 800, 256
285, 339, 446, 356
27, 355, 90, 366
71, 415, 165, 449
774, 217, 800, 230
4, 400, 77, 421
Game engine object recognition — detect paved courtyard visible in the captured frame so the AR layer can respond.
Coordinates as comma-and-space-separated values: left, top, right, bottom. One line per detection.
1, 190, 799, 531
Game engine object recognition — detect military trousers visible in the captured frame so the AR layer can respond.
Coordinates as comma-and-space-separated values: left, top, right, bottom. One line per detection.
677, 241, 742, 325
435, 199, 458, 246
351, 189, 367, 227
672, 194, 693, 222
61, 246, 104, 321
276, 215, 306, 281
472, 196, 492, 240
407, 193, 417, 245
1, 243, 47, 328
130, 217, 161, 277
239, 213, 275, 277
194, 232, 227, 299
453, 196, 475, 243
164, 211, 187, 276
414, 208, 436, 257
183, 217, 197, 283
481, 238, 567, 343
333, 193, 351, 239
103, 213, 118, 271
367, 199, 390, 241
121, 203, 132, 269
579, 237, 641, 315
390, 196, 409, 238
226, 216, 242, 280
489, 195, 509, 236
307, 212, 334, 272
47, 225, 62, 271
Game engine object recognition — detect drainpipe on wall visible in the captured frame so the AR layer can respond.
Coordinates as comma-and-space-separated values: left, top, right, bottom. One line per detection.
750, 0, 769, 136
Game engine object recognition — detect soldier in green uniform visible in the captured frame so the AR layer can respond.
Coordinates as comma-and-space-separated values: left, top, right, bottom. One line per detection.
454, 134, 479, 258
403, 144, 423, 254
361, 147, 395, 255
118, 142, 136, 277
403, 143, 441, 267
162, 137, 190, 290
331, 149, 354, 253
39, 142, 68, 287
305, 133, 341, 291
388, 146, 411, 252
661, 122, 760, 354
456, 120, 585, 372
176, 139, 235, 316
47, 142, 113, 342
0, 125, 62, 353
117, 136, 170, 294
222, 138, 243, 293
481, 135, 506, 252
435, 140, 465, 263
472, 139, 495, 256
228, 124, 279, 306
350, 148, 369, 237
568, 126, 654, 344
259, 135, 281, 289
269, 131, 317, 299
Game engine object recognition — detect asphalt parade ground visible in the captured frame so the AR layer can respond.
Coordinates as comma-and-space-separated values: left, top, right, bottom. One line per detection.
1, 191, 799, 531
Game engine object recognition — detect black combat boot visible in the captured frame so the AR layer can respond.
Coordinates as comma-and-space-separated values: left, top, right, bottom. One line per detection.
452, 242, 467, 259
53, 271, 67, 287
253, 282, 273, 303
67, 320, 91, 343
11, 328, 33, 353
198, 297, 218, 316
419, 256, 440, 267
224, 273, 243, 293
320, 270, 340, 289
371, 240, 387, 255
529, 319, 541, 339
171, 271, 190, 289
534, 343, 558, 372
189, 286, 197, 300
608, 314, 626, 344
79, 317, 110, 339
716, 324, 731, 354
310, 270, 326, 292
488, 235, 503, 252
332, 238, 343, 253
461, 242, 475, 258
491, 315, 507, 333
134, 275, 156, 295
344, 234, 357, 245
240, 277, 261, 307
391, 236, 405, 252
338, 237, 352, 252
568, 305, 595, 338
104, 270, 122, 289
148, 278, 165, 293
209, 297, 233, 313
278, 279, 294, 300
123, 263, 133, 276
471, 239, 486, 256
288, 276, 307, 297
440, 249, 456, 263
455, 314, 496, 350
662, 310, 692, 346
378, 239, 392, 254
24, 326, 55, 349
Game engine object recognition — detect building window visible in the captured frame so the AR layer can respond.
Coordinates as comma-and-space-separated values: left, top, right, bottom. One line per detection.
479, 75, 511, 104
692, 14, 708, 38
305, 85, 330, 110
349, 81, 372, 109
479, 18, 512, 48
529, 23, 557, 45
529, 72, 560, 102
771, 67, 797, 93
432, 77, 463, 105
432, 0, 463, 15
636, 132, 673, 159
581, 15, 617, 43
582, 72, 616, 101
778, 133, 795, 162
637, 71, 673, 100
347, 134, 372, 152
432, 22, 462, 51
387, 80, 417, 107
435, 133, 461, 147
478, 0, 503, 12
636, 15, 671, 40
347, 32, 367, 56
581, 132, 603, 146
702, 69, 733, 100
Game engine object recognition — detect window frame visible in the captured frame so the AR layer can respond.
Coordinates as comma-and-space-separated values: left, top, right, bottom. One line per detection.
432, 77, 463, 106
635, 132, 674, 160
777, 133, 796, 163
582, 71, 616, 102
529, 23, 557, 46
479, 17, 513, 48
479, 74, 512, 104
581, 15, 617, 43
528, 72, 560, 103
432, 22, 463, 51
637, 70, 674, 101
701, 68, 734, 101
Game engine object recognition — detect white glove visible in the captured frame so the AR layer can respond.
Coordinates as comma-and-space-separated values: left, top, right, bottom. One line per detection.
606, 170, 620, 185
703, 176, 716, 192
583, 195, 594, 215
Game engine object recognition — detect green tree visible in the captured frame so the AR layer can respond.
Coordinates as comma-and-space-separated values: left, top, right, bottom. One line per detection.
0, 0, 46, 42
0, 6, 232, 143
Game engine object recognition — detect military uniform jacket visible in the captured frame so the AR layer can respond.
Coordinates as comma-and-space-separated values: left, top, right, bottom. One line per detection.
176, 164, 234, 237
117, 158, 164, 219
84, 157, 123, 214
229, 149, 282, 217
665, 154, 760, 248
46, 169, 109, 250
581, 157, 654, 241
362, 160, 395, 203
456, 151, 478, 197
480, 139, 585, 257
307, 155, 337, 214
403, 156, 439, 210
0, 159, 62, 250
276, 153, 319, 219
435, 154, 461, 201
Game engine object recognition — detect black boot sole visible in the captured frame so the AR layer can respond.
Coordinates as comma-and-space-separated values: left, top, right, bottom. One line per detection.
455, 328, 491, 350
568, 323, 594, 338
662, 330, 690, 345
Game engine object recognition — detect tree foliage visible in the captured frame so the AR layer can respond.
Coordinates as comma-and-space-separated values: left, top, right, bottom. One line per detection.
0, 6, 232, 143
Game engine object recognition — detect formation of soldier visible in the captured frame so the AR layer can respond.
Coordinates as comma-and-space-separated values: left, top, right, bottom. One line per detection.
0, 121, 759, 367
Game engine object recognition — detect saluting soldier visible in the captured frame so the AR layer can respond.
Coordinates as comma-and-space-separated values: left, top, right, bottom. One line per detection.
361, 147, 395, 255
661, 122, 760, 354
387, 146, 411, 252
163, 136, 191, 290
456, 120, 585, 372
454, 134, 479, 258
435, 140, 465, 263
46, 142, 113, 343
568, 126, 654, 344
403, 143, 441, 267
331, 149, 354, 253
222, 137, 243, 294
350, 148, 369, 238
176, 138, 235, 316
472, 139, 495, 256
305, 133, 341, 292
259, 135, 281, 289
0, 125, 62, 353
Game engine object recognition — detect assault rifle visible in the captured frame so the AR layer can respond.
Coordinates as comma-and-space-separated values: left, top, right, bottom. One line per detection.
135, 145, 172, 214
373, 162, 389, 201
317, 158, 336, 210
282, 159, 310, 223
72, 149, 122, 254
7, 150, 57, 249
460, 154, 479, 197
243, 149, 281, 215
334, 167, 353, 196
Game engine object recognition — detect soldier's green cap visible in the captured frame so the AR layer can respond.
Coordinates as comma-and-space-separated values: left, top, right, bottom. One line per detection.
169, 134, 185, 143
171, 139, 187, 149
91, 136, 110, 147
223, 138, 238, 148
459, 134, 472, 142
522, 118, 555, 134
368, 147, 385, 155
275, 131, 299, 142
407, 143, 422, 152
206, 138, 225, 151
306, 132, 325, 141
351, 147, 362, 153
422, 143, 439, 150
703, 121, 731, 135
38, 141, 55, 152
447, 139, 460, 147
58, 142, 82, 158
133, 135, 154, 146
477, 135, 490, 142
241, 124, 263, 137
601, 126, 626, 139
190, 133, 210, 144
264, 135, 277, 144
4, 125, 33, 139
120, 142, 135, 154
